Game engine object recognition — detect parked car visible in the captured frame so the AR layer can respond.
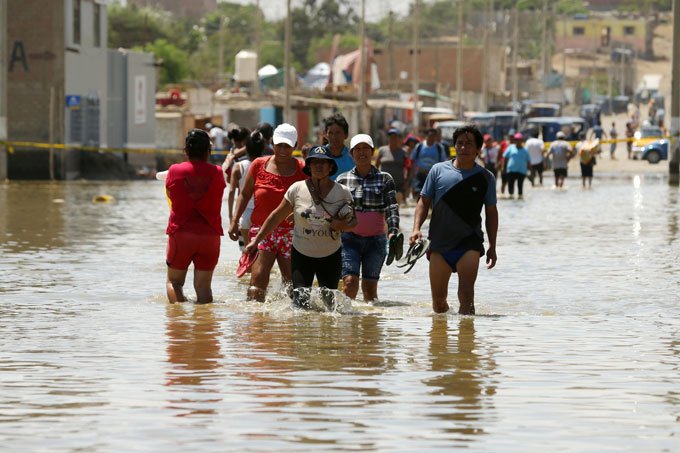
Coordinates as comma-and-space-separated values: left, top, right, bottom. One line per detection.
632, 125, 664, 159
639, 139, 669, 164
522, 117, 589, 142
579, 103, 602, 128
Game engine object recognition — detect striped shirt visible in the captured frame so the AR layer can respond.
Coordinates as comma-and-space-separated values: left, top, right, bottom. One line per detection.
336, 166, 400, 236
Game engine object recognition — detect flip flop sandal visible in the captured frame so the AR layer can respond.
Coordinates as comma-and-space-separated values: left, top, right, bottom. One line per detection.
236, 250, 258, 278
395, 242, 418, 268
395, 232, 404, 261
386, 235, 397, 266
400, 239, 430, 274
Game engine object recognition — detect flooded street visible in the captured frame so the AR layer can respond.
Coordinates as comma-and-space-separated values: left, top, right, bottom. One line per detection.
1, 172, 679, 451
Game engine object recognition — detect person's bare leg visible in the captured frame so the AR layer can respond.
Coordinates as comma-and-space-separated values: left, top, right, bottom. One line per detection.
429, 252, 452, 313
248, 251, 277, 302
276, 254, 293, 287
456, 250, 481, 315
167, 267, 188, 303
193, 269, 215, 304
342, 275, 360, 299
361, 279, 379, 302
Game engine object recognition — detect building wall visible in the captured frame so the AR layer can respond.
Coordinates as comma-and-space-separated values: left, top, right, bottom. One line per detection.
7, 0, 65, 143
556, 18, 646, 53
129, 0, 216, 19
370, 44, 504, 95
124, 51, 156, 149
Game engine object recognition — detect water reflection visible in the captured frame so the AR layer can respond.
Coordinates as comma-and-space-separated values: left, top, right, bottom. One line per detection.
164, 304, 223, 417
425, 317, 497, 440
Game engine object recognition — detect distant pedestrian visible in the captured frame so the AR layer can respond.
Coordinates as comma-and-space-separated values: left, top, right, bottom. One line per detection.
590, 123, 606, 141
625, 122, 635, 159
376, 128, 408, 205
547, 131, 573, 188
410, 128, 448, 200
410, 124, 498, 314
481, 134, 499, 178
609, 122, 618, 159
578, 138, 598, 189
165, 129, 226, 304
525, 131, 545, 186
503, 132, 531, 198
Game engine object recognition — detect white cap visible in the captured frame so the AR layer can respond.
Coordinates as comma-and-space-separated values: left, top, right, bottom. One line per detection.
556, 131, 566, 139
272, 123, 297, 147
350, 134, 374, 150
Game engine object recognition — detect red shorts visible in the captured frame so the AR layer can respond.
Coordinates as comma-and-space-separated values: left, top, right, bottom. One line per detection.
166, 231, 221, 271
249, 225, 293, 259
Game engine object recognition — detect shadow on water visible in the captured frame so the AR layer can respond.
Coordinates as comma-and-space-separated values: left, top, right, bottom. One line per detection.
164, 304, 224, 417
424, 316, 497, 442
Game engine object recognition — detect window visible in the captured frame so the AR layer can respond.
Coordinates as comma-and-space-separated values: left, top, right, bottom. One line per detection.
623, 26, 635, 36
94, 3, 101, 47
73, 0, 81, 45
573, 26, 585, 36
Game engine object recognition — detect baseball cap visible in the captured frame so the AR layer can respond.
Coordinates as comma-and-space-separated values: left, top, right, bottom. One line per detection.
556, 131, 566, 139
483, 134, 492, 142
272, 123, 297, 147
403, 134, 420, 145
387, 127, 401, 136
350, 134, 374, 150
513, 132, 524, 140
303, 146, 338, 176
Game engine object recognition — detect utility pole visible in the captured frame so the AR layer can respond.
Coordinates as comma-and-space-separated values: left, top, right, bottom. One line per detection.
0, 0, 7, 181
254, 0, 261, 94
511, 6, 519, 106
358, 0, 367, 132
670, 0, 680, 185
561, 13, 567, 105
481, 0, 491, 111
540, 0, 547, 101
218, 15, 226, 84
284, 0, 292, 123
387, 11, 395, 85
411, 0, 420, 134
456, 0, 463, 118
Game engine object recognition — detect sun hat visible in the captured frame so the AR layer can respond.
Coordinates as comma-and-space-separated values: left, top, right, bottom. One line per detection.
272, 123, 297, 147
350, 134, 374, 150
302, 146, 338, 176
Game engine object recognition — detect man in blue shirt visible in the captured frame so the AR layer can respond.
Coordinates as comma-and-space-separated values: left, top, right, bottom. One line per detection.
410, 124, 498, 315
322, 113, 356, 181
410, 127, 448, 199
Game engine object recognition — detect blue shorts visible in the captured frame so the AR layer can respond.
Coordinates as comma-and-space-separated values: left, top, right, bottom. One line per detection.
430, 237, 484, 273
341, 232, 387, 281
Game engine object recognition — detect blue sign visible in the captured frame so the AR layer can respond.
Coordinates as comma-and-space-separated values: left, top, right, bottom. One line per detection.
65, 95, 81, 109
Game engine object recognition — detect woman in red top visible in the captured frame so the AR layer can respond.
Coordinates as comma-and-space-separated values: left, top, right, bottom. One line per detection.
228, 123, 306, 302
165, 129, 226, 304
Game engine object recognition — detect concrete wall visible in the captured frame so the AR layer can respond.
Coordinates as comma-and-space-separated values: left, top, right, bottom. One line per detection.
125, 51, 156, 149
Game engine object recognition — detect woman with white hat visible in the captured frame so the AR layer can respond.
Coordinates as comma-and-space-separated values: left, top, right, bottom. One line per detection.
336, 134, 401, 303
245, 146, 356, 309
229, 123, 306, 302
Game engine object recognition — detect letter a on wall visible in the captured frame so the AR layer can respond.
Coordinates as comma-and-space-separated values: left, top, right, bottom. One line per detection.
9, 41, 29, 72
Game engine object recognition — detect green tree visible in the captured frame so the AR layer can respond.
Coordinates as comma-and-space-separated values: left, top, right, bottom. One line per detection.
108, 3, 173, 49
140, 39, 189, 86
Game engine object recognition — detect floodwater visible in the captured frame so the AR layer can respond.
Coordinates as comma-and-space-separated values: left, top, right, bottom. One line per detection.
1, 172, 679, 451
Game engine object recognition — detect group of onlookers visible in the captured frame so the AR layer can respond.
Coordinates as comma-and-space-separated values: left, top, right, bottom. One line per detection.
162, 116, 500, 315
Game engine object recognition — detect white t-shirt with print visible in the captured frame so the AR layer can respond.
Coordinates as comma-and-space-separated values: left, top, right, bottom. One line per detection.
284, 180, 354, 258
